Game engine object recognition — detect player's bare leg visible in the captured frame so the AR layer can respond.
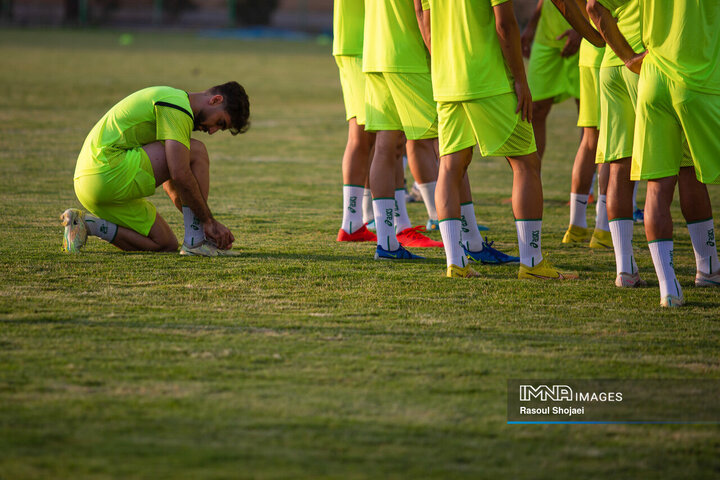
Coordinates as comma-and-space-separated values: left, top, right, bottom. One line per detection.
110, 213, 178, 252
371, 130, 408, 254
406, 138, 441, 229
564, 126, 600, 244
531, 98, 554, 160
338, 118, 376, 240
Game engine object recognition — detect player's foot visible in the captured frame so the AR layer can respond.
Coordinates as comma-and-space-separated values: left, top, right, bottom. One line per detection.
337, 224, 377, 242
374, 245, 424, 260
660, 294, 684, 308
695, 270, 720, 287
407, 183, 423, 203
180, 241, 240, 257
561, 225, 590, 244
615, 272, 647, 288
446, 264, 481, 278
589, 229, 613, 249
633, 208, 644, 224
518, 259, 579, 280
426, 219, 440, 231
464, 240, 519, 265
60, 208, 88, 253
366, 219, 376, 232
397, 226, 443, 248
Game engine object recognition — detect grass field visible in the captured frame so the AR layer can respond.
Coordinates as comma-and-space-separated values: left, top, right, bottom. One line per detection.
1, 29, 719, 479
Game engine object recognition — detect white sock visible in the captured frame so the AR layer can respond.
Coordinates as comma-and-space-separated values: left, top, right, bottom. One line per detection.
649, 240, 682, 299
460, 202, 485, 251
569, 193, 589, 228
632, 181, 639, 211
609, 219, 637, 275
394, 189, 412, 233
182, 206, 205, 247
362, 188, 374, 224
515, 219, 543, 267
341, 185, 364, 234
687, 219, 719, 275
416, 181, 438, 221
85, 214, 118, 242
439, 219, 466, 268
595, 194, 610, 232
374, 198, 399, 251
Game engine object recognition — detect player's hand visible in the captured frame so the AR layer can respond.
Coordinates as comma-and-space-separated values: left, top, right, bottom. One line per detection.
520, 26, 535, 58
558, 29, 582, 57
625, 50, 647, 75
515, 79, 533, 123
204, 219, 234, 250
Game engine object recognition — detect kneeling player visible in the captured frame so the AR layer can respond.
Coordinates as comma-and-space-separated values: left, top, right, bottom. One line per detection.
62, 82, 250, 256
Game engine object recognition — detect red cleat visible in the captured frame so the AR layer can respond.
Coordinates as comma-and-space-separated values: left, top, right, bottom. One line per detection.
337, 224, 377, 242
397, 226, 443, 248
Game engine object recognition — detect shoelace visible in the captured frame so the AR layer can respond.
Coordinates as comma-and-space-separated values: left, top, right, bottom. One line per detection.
401, 225, 430, 238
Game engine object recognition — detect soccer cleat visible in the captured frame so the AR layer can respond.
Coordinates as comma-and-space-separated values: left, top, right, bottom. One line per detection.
633, 208, 644, 224
477, 224, 489, 232
464, 240, 519, 265
615, 272, 647, 288
407, 183, 423, 203
60, 208, 88, 253
180, 241, 240, 257
397, 225, 443, 248
337, 224, 377, 242
589, 229, 613, 249
561, 225, 590, 244
426, 219, 439, 231
660, 294, 684, 308
695, 270, 720, 287
447, 264, 481, 278
366, 219, 376, 232
374, 245, 424, 260
518, 258, 579, 280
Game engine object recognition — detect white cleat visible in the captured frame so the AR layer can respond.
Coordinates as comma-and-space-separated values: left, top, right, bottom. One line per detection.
615, 272, 647, 288
60, 208, 88, 253
660, 294, 685, 308
180, 240, 240, 257
695, 270, 720, 287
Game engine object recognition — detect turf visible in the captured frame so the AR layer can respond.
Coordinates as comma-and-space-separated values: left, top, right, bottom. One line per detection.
0, 29, 719, 479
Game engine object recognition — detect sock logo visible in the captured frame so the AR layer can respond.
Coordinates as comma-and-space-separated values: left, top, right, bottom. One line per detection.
577, 200, 587, 205
348, 196, 357, 214
100, 224, 108, 235
530, 230, 540, 249
707, 229, 715, 247
669, 248, 674, 269
385, 208, 394, 227
461, 215, 469, 233
394, 200, 400, 218
191, 218, 201, 231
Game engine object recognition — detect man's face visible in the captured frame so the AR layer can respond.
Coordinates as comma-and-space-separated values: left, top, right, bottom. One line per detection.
193, 95, 231, 135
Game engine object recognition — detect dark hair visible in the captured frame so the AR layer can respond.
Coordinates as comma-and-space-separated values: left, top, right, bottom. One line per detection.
210, 81, 250, 135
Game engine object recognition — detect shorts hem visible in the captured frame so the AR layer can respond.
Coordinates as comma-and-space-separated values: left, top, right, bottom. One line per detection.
440, 140, 476, 158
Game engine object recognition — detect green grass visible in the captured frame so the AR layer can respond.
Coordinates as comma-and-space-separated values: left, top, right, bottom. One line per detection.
1, 29, 719, 479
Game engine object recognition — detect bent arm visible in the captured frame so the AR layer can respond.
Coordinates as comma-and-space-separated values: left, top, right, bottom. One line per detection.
165, 140, 213, 223
520, 0, 544, 58
586, 0, 636, 62
550, 0, 605, 47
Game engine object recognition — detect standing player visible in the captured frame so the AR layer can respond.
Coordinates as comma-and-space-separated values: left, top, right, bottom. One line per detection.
61, 82, 250, 256
419, 0, 577, 279
588, 0, 720, 305
333, 0, 377, 243
521, 0, 581, 159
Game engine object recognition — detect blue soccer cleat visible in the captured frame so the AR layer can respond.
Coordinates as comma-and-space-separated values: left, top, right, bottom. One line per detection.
464, 240, 519, 264
374, 245, 425, 260
477, 224, 489, 232
633, 208, 644, 223
426, 219, 439, 231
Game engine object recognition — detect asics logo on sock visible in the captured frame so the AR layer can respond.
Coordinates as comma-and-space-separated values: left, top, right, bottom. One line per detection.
530, 230, 540, 249
461, 215, 469, 233
99, 224, 108, 235
669, 249, 674, 269
385, 208, 394, 227
191, 218, 201, 231
707, 229, 716, 247
348, 196, 357, 214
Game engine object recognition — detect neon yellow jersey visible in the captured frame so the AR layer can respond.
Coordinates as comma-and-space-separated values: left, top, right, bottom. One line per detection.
599, 0, 720, 93
599, 0, 644, 67
332, 0, 364, 56
362, 0, 429, 73
535, 0, 572, 49
76, 86, 193, 176
579, 39, 604, 68
423, 0, 512, 101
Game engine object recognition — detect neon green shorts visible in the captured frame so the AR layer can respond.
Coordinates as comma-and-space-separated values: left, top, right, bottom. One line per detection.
74, 147, 157, 236
632, 60, 720, 184
437, 93, 537, 158
335, 55, 366, 125
596, 66, 639, 163
577, 65, 600, 127
364, 71, 438, 140
527, 42, 580, 103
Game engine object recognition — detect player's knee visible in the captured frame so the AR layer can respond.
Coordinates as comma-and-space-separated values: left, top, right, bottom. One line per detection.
159, 234, 179, 252
189, 139, 209, 163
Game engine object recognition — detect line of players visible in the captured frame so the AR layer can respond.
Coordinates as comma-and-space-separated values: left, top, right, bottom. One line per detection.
333, 0, 720, 307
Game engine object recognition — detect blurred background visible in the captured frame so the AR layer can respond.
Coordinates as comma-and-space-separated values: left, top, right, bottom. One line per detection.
0, 0, 536, 33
